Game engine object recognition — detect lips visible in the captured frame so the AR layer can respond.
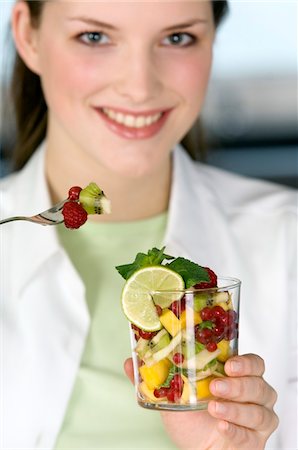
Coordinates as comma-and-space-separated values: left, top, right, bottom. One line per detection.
94, 106, 172, 139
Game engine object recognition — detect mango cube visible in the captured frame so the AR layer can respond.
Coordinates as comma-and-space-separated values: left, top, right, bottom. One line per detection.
139, 358, 171, 390
160, 308, 181, 336
180, 307, 202, 329
217, 339, 231, 362
139, 382, 161, 402
196, 376, 215, 399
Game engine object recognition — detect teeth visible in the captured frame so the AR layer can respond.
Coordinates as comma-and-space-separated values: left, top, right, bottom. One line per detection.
102, 108, 162, 128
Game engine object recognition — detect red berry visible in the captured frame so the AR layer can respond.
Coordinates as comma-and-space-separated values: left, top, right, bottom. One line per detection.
172, 353, 184, 365
139, 329, 157, 340
62, 201, 88, 229
194, 267, 218, 289
227, 309, 238, 324
212, 305, 226, 319
225, 326, 237, 341
153, 387, 170, 398
206, 341, 218, 352
167, 387, 182, 402
68, 186, 82, 201
213, 323, 225, 340
170, 374, 184, 392
169, 297, 186, 318
200, 307, 213, 321
196, 327, 213, 345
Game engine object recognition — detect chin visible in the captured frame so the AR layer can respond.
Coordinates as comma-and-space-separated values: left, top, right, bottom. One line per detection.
107, 151, 165, 179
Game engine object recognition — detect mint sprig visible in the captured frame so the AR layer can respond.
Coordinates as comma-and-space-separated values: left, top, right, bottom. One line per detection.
116, 246, 174, 280
167, 257, 210, 288
116, 247, 213, 288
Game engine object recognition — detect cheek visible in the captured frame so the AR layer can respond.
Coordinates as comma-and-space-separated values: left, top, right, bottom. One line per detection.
38, 40, 108, 112
165, 51, 212, 106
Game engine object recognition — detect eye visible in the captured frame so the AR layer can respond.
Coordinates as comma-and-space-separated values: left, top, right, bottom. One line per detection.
78, 31, 111, 46
162, 32, 196, 47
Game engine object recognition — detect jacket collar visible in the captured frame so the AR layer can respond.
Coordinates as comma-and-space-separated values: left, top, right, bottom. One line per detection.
165, 146, 246, 280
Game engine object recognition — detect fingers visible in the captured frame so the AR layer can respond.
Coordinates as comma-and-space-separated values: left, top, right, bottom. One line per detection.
210, 375, 277, 409
208, 400, 279, 433
224, 354, 265, 378
124, 357, 134, 384
216, 420, 263, 449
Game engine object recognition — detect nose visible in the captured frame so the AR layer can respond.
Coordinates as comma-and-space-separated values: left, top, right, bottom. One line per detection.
114, 45, 163, 104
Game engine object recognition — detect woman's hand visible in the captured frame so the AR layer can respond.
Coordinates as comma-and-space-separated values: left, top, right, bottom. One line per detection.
124, 354, 279, 450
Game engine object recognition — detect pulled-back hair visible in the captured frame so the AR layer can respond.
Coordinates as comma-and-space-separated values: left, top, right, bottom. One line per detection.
10, 0, 229, 170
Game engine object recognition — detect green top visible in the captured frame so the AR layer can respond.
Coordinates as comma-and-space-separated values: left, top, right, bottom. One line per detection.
54, 213, 176, 449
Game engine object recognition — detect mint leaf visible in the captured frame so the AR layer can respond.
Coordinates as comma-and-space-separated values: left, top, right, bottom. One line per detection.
116, 246, 174, 280
167, 257, 210, 288
199, 320, 214, 330
160, 364, 176, 388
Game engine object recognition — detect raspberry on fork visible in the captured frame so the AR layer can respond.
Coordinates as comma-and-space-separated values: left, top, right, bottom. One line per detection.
62, 201, 88, 229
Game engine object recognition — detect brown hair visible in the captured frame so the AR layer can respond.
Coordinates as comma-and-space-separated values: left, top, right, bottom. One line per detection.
10, 0, 229, 170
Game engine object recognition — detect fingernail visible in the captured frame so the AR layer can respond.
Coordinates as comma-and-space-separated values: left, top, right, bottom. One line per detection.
214, 380, 229, 394
230, 360, 242, 373
215, 402, 227, 415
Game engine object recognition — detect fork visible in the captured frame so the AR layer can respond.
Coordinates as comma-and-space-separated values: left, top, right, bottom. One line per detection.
0, 199, 68, 226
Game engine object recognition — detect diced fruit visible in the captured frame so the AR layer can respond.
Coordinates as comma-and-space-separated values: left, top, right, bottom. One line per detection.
180, 307, 202, 328
181, 348, 221, 370
135, 338, 151, 359
153, 387, 170, 399
160, 309, 181, 336
169, 297, 186, 318
172, 352, 184, 365
181, 374, 190, 403
151, 332, 171, 353
217, 301, 231, 312
206, 342, 218, 352
139, 358, 171, 390
212, 291, 230, 304
139, 382, 160, 402
79, 182, 111, 215
196, 376, 215, 399
217, 339, 231, 362
145, 332, 182, 365
149, 328, 168, 346
121, 266, 185, 331
144, 330, 171, 358
193, 293, 209, 312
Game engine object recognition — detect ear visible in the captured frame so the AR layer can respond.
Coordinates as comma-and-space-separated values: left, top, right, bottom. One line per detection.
11, 1, 42, 75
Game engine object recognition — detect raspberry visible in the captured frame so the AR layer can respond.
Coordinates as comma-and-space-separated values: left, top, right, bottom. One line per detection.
62, 201, 88, 229
68, 186, 82, 201
194, 267, 217, 289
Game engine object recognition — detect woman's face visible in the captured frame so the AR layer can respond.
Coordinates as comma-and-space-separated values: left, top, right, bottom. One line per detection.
29, 0, 215, 177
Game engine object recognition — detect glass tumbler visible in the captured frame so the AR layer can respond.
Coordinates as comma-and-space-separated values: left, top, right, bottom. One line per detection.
130, 277, 241, 411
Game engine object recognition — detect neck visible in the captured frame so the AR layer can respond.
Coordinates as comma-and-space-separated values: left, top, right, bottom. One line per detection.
45, 136, 172, 223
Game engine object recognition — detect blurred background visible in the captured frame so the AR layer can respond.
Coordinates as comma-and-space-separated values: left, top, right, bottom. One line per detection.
0, 0, 297, 187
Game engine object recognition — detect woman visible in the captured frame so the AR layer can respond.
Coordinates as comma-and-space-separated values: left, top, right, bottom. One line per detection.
1, 1, 296, 449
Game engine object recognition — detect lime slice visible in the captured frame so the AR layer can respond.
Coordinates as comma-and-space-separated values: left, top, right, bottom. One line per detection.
121, 266, 185, 331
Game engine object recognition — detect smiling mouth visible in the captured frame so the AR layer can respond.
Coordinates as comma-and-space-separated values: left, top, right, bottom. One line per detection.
100, 107, 164, 128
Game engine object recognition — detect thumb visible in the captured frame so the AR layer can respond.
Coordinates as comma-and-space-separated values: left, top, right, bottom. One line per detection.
124, 357, 134, 384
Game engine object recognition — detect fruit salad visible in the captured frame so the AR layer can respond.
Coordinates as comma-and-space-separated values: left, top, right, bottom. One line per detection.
62, 182, 111, 229
116, 247, 240, 410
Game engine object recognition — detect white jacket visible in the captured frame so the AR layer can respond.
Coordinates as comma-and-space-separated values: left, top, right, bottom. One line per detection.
1, 144, 297, 449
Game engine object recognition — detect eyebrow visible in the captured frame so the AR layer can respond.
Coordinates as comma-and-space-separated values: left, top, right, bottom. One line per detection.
67, 17, 208, 31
